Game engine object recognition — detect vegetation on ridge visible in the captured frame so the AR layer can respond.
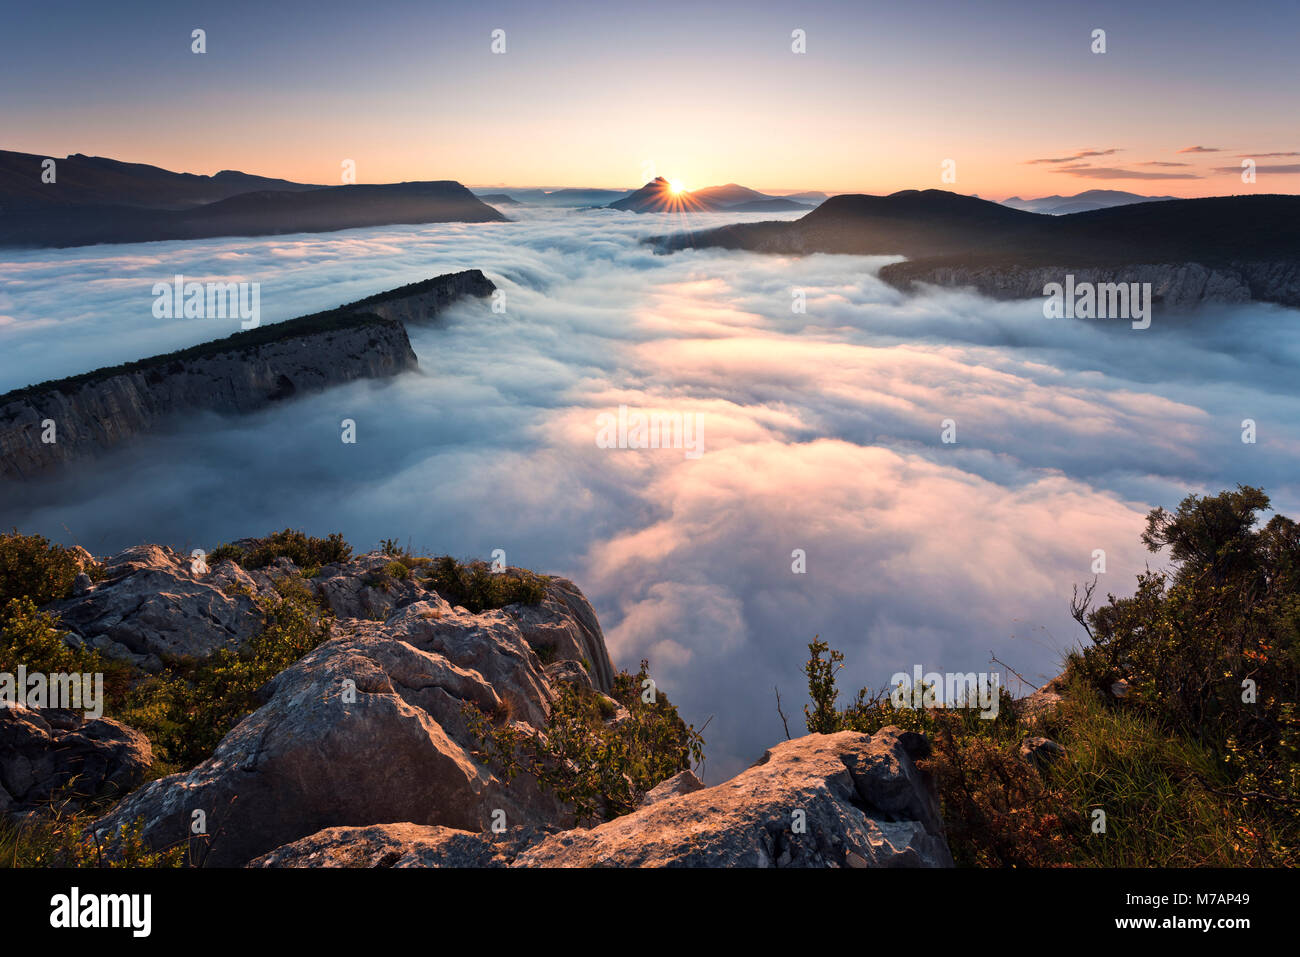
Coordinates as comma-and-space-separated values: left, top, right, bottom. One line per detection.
0, 530, 103, 607
0, 309, 403, 409
798, 485, 1298, 866
0, 527, 561, 865
466, 659, 707, 825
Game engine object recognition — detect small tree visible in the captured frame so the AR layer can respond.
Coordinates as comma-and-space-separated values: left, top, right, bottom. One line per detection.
802, 637, 844, 733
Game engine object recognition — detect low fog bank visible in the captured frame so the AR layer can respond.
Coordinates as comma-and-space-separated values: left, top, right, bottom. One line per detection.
3, 209, 1298, 779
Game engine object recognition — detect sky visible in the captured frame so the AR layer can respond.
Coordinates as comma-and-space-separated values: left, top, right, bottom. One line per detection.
4, 0, 1299, 199
4, 209, 1299, 778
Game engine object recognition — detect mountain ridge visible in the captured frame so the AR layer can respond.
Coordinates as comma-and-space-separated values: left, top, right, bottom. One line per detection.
0, 270, 497, 478
649, 189, 1300, 307
0, 148, 319, 211
609, 177, 812, 213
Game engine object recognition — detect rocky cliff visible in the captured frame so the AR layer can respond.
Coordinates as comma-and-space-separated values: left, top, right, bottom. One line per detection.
0, 269, 494, 480
878, 259, 1300, 309
6, 536, 953, 868
1, 177, 507, 248
250, 730, 952, 868
650, 191, 1300, 309
84, 547, 610, 866
342, 268, 497, 324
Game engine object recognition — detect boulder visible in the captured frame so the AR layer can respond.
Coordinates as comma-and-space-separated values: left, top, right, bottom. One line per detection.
638, 769, 705, 807
514, 728, 953, 867
0, 705, 152, 815
254, 728, 954, 868
504, 577, 614, 693
45, 545, 275, 669
311, 553, 427, 621
544, 659, 596, 690
249, 822, 559, 868
92, 587, 598, 866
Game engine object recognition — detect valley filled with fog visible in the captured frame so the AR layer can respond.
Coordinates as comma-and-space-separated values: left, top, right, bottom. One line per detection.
3, 207, 1298, 778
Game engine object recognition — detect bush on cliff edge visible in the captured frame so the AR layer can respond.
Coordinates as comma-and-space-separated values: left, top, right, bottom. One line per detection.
466, 659, 706, 825
798, 486, 1298, 867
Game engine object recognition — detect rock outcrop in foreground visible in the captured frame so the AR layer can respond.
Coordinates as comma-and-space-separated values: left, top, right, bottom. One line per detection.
0, 269, 494, 480
33, 539, 952, 868
49, 545, 279, 669
251, 728, 952, 868
88, 547, 612, 867
0, 705, 152, 816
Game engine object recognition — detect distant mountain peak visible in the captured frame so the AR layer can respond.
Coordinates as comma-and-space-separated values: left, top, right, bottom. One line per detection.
1002, 189, 1178, 215
609, 179, 813, 214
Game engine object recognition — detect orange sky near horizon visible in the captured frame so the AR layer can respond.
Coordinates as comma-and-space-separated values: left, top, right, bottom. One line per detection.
11, 127, 1291, 203
5, 1, 1299, 201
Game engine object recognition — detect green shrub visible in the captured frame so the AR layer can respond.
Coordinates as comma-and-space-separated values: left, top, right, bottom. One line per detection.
0, 813, 185, 869
802, 636, 845, 734
270, 572, 325, 612
0, 531, 88, 606
119, 589, 332, 771
240, 529, 352, 570
206, 542, 245, 566
466, 659, 705, 824
425, 556, 548, 613
794, 484, 1300, 867
0, 598, 106, 678
1070, 485, 1299, 859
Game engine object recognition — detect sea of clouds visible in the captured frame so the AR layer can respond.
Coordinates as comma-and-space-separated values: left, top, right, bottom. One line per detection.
2, 207, 1299, 779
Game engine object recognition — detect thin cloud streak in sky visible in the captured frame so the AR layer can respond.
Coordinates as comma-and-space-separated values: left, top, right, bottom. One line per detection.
1050, 165, 1202, 180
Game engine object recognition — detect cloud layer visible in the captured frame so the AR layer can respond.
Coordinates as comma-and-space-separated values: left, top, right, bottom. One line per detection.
3, 209, 1299, 778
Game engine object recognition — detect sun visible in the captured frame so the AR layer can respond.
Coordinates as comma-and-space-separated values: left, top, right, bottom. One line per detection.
668, 178, 686, 194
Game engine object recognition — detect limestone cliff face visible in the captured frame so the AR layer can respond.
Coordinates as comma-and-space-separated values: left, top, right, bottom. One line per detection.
878, 260, 1300, 309
650, 191, 1300, 310
0, 269, 494, 480
0, 319, 415, 480
42, 538, 950, 868
345, 268, 497, 324
76, 544, 951, 868
248, 729, 954, 869
85, 546, 616, 867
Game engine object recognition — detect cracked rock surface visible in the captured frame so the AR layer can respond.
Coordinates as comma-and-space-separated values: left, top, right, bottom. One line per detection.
251, 729, 953, 868
91, 550, 613, 867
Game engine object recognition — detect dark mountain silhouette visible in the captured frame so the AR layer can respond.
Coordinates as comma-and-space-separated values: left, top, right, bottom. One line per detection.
653, 189, 1300, 260
0, 149, 318, 211
649, 189, 1300, 307
610, 178, 810, 213
782, 190, 829, 205
1002, 189, 1179, 215
652, 189, 1039, 254
688, 184, 771, 206
609, 178, 704, 212
476, 187, 634, 207
477, 193, 523, 206
725, 198, 813, 212
0, 180, 506, 248
536, 187, 632, 206
692, 184, 811, 212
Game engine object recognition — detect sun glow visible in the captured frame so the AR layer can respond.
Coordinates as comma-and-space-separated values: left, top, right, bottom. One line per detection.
668, 179, 686, 194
